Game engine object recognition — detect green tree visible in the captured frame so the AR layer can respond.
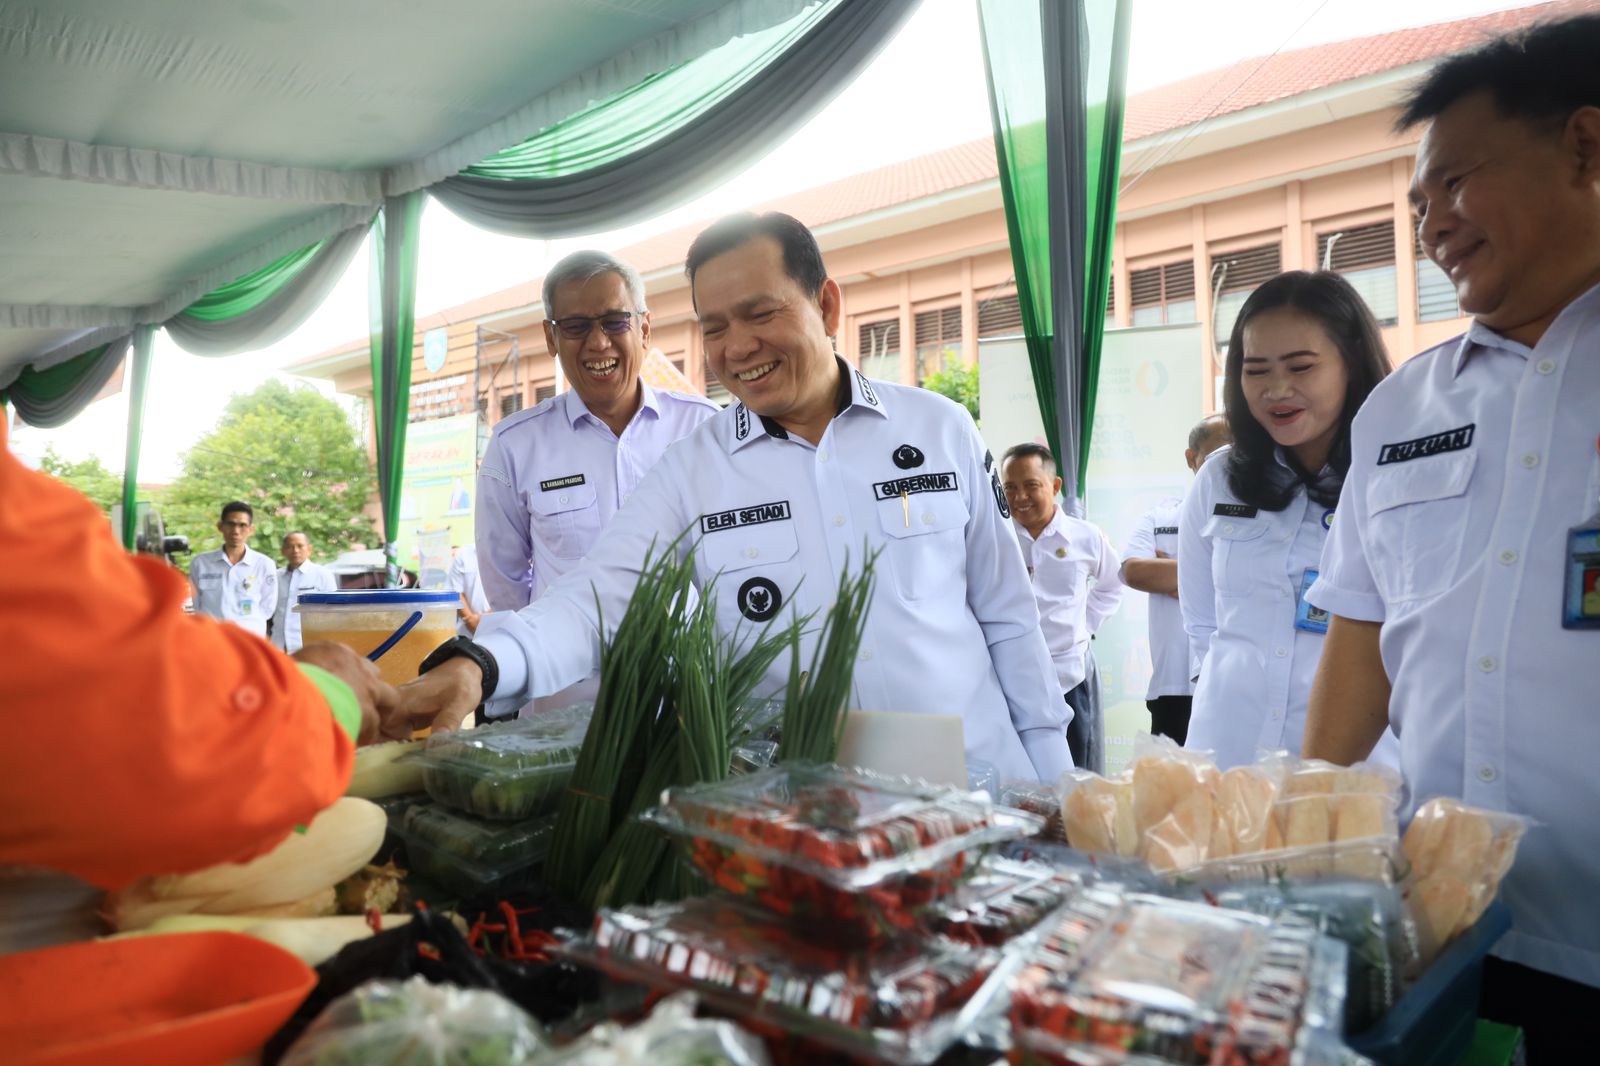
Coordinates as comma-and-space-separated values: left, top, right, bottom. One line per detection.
921, 362, 981, 423
39, 447, 125, 517
164, 379, 377, 558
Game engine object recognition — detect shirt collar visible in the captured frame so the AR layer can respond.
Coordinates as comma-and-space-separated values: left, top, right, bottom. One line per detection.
1451, 280, 1600, 376
1015, 504, 1067, 543
562, 380, 659, 428
727, 357, 888, 453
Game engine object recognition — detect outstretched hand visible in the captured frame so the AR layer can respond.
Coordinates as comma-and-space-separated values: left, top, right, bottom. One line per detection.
291, 641, 402, 744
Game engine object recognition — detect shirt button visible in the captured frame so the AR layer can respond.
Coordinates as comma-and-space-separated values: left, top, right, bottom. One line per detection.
1270, 710, 1282, 721
744, 547, 759, 560
1536, 359, 1556, 375
558, 493, 570, 504
921, 512, 935, 526
1478, 765, 1498, 783
859, 648, 874, 662
818, 450, 829, 463
832, 514, 846, 527
234, 686, 263, 713
1274, 647, 1288, 658
1499, 549, 1518, 565
1521, 453, 1540, 469
1478, 656, 1497, 673
1222, 523, 1235, 535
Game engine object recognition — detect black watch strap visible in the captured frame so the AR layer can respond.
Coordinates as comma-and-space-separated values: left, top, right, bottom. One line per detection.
417, 636, 498, 707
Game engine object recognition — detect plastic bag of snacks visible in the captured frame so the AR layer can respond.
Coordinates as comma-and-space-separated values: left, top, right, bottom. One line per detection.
920, 856, 1082, 948
281, 975, 548, 1065
413, 707, 592, 821
557, 897, 1010, 1065
644, 762, 1040, 941
999, 780, 1067, 844
1010, 890, 1349, 1065
537, 992, 770, 1065
1402, 798, 1528, 958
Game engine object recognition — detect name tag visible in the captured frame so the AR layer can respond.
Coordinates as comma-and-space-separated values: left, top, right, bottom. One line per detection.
1295, 568, 1330, 634
539, 474, 586, 492
1213, 503, 1257, 519
1377, 424, 1475, 466
701, 500, 792, 534
873, 471, 958, 500
1153, 525, 1179, 535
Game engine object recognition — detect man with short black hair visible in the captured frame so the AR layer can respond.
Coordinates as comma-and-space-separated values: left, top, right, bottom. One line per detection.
1119, 414, 1231, 744
410, 211, 1072, 783
272, 531, 337, 653
1301, 14, 1600, 1055
188, 501, 276, 638
1002, 443, 1122, 771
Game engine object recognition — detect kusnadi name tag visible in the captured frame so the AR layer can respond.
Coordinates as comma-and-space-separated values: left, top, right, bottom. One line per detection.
1295, 568, 1330, 634
1566, 518, 1600, 630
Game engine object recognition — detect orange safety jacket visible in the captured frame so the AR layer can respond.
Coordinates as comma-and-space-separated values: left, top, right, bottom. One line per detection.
0, 419, 355, 889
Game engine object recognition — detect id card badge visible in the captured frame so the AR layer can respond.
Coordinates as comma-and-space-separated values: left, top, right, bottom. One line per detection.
1295, 567, 1331, 634
238, 598, 254, 616
1565, 517, 1600, 630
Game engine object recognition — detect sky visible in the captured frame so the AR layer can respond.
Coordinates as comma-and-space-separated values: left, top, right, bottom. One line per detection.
8, 0, 1541, 479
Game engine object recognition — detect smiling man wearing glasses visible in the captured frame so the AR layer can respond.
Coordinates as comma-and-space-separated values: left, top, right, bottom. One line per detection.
475, 251, 717, 710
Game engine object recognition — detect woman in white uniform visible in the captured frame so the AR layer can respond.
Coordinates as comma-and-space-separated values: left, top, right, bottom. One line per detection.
1180, 271, 1398, 769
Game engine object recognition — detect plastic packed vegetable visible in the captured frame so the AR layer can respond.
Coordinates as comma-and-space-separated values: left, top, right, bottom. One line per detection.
535, 992, 770, 1066
921, 857, 1081, 947
1402, 797, 1528, 958
999, 780, 1067, 844
558, 897, 1007, 1065
281, 976, 548, 1065
395, 803, 556, 899
414, 706, 592, 821
645, 762, 1041, 941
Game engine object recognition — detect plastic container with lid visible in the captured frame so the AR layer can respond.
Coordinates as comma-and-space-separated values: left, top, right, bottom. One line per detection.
296, 590, 460, 689
413, 706, 592, 821
394, 802, 557, 898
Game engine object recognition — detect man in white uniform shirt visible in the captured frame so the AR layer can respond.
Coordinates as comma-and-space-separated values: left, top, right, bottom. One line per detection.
410, 212, 1072, 784
1302, 16, 1600, 1056
188, 501, 277, 638
271, 531, 337, 653
447, 543, 491, 637
475, 250, 719, 612
1119, 414, 1230, 743
1002, 443, 1122, 772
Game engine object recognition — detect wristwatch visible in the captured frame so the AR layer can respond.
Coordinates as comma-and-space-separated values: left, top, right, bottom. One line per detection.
417, 636, 499, 708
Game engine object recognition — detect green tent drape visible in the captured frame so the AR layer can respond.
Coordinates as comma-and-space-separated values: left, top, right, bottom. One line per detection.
119, 326, 155, 550
979, 0, 1131, 496
0, 335, 130, 428
369, 193, 425, 587
179, 243, 324, 322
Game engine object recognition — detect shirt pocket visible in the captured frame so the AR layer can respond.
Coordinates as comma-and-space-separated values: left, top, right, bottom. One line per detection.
527, 480, 601, 559
1365, 451, 1476, 603
1201, 514, 1272, 597
876, 491, 969, 601
697, 521, 802, 631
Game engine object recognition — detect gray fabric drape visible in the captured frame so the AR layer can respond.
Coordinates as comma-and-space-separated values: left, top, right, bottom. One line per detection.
5, 333, 130, 428
430, 0, 921, 238
163, 223, 369, 357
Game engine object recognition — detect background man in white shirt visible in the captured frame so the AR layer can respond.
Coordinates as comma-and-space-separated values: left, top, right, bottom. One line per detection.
1002, 443, 1122, 772
447, 543, 491, 637
1119, 414, 1230, 743
187, 501, 276, 638
272, 531, 337, 653
1303, 15, 1600, 1055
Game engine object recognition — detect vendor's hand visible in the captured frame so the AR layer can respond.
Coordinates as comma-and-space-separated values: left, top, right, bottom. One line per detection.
291, 641, 401, 745
396, 657, 483, 735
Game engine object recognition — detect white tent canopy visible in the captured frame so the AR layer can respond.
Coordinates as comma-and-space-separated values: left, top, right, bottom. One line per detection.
0, 0, 810, 381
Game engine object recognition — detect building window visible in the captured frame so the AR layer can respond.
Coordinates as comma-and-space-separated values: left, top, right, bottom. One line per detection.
977, 292, 1023, 338
671, 358, 686, 377
499, 391, 523, 420
857, 318, 901, 382
1211, 243, 1282, 348
1414, 229, 1462, 323
914, 305, 963, 383
1318, 222, 1399, 326
534, 383, 556, 404
1130, 260, 1197, 327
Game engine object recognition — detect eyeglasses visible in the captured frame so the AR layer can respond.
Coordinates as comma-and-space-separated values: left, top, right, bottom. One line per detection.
546, 311, 641, 340
219, 521, 251, 529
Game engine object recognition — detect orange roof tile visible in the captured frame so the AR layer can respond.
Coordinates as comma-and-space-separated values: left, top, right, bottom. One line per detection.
1122, 0, 1592, 140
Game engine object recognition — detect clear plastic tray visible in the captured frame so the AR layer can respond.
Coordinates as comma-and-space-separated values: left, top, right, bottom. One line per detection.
557, 897, 1019, 1066
645, 763, 1041, 939
921, 857, 1082, 947
412, 705, 591, 821
1011, 892, 1345, 1066
1000, 780, 1067, 843
393, 802, 556, 897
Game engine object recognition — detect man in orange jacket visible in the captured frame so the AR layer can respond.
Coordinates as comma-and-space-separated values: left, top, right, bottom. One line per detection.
0, 416, 416, 890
